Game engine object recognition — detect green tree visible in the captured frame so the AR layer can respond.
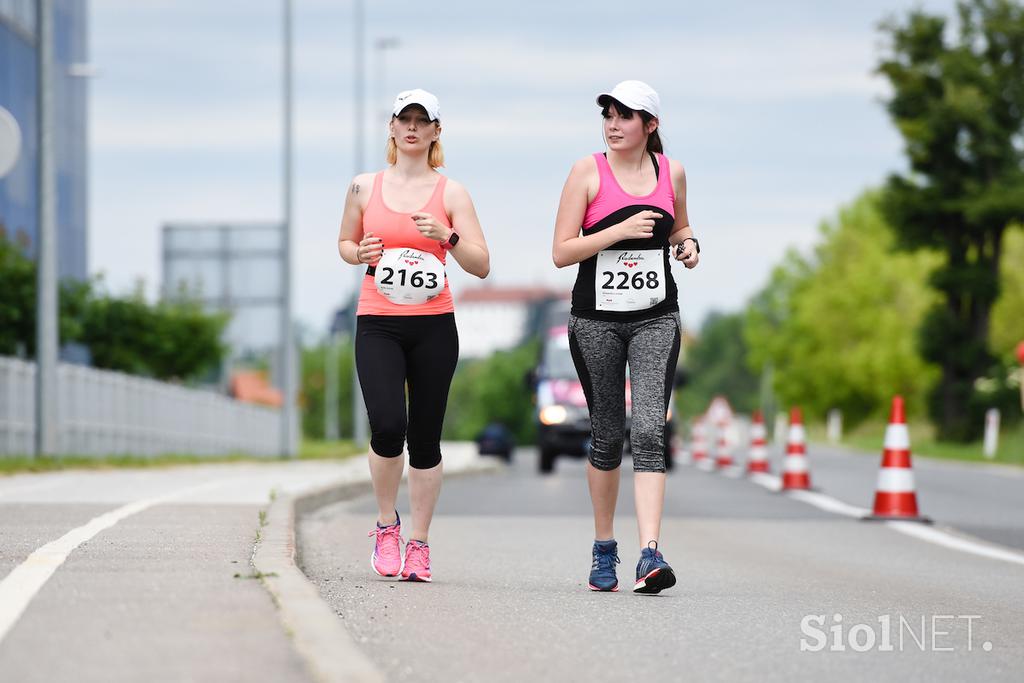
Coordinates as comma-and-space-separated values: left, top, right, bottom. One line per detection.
0, 238, 228, 381
678, 312, 760, 418
877, 0, 1024, 439
0, 237, 36, 356
744, 192, 941, 426
990, 226, 1024, 357
444, 340, 539, 444
81, 288, 228, 381
0, 238, 95, 357
301, 337, 355, 440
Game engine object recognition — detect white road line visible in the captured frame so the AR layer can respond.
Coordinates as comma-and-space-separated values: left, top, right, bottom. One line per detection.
885, 521, 1024, 568
785, 490, 871, 518
749, 472, 781, 492
0, 477, 233, 645
716, 463, 1024, 568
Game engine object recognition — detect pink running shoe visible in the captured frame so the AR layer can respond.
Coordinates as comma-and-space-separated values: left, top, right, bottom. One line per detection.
368, 512, 404, 577
401, 540, 431, 582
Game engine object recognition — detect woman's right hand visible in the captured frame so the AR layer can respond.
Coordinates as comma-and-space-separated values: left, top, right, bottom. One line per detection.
616, 210, 661, 240
357, 232, 384, 264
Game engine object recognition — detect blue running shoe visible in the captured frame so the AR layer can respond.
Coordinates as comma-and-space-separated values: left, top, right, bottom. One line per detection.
633, 541, 676, 594
588, 539, 620, 592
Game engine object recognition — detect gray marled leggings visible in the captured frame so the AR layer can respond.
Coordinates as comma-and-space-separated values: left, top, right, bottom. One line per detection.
567, 312, 681, 473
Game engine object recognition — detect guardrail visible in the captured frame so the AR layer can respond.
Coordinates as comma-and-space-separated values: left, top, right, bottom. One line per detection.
0, 357, 281, 457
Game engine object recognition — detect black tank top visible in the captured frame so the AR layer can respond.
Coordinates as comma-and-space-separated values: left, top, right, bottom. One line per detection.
570, 152, 679, 322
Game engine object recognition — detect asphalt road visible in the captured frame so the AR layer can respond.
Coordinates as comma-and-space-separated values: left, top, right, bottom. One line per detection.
299, 447, 1024, 683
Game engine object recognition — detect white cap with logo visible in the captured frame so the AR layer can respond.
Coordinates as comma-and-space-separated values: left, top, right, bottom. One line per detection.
596, 80, 660, 118
392, 89, 441, 121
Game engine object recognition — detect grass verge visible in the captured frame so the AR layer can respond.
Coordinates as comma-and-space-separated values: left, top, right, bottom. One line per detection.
0, 439, 362, 476
812, 420, 1024, 467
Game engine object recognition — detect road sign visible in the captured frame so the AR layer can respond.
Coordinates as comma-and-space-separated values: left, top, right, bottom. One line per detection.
0, 106, 22, 178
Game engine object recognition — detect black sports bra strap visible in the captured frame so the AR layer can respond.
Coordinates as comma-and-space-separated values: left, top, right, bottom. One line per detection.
601, 151, 660, 180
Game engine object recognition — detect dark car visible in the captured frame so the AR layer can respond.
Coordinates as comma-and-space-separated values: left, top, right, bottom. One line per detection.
531, 324, 680, 474
475, 422, 515, 462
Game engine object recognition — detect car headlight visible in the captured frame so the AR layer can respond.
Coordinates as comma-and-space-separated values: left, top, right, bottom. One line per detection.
539, 405, 568, 425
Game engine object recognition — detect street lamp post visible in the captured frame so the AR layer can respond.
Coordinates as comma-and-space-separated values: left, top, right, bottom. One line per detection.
35, 0, 58, 457
374, 37, 400, 126
328, 33, 399, 444
350, 0, 368, 445
280, 0, 297, 456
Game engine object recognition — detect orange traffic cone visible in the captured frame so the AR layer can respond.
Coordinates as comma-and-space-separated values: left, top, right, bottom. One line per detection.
864, 396, 930, 523
714, 418, 734, 469
691, 417, 709, 466
746, 410, 770, 474
781, 407, 811, 490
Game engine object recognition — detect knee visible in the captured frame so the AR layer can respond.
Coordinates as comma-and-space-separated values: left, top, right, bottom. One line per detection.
588, 433, 623, 471
630, 419, 664, 455
369, 415, 406, 458
407, 440, 442, 470
629, 420, 666, 473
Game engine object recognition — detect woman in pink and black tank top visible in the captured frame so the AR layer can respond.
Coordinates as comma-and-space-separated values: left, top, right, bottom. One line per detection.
337, 89, 490, 583
552, 81, 700, 594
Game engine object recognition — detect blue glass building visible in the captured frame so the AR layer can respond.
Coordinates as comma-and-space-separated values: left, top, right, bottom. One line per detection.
0, 0, 88, 283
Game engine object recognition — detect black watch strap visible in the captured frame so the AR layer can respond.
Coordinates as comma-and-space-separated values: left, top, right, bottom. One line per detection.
683, 237, 700, 254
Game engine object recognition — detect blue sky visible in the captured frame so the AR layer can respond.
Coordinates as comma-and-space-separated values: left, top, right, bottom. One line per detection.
88, 0, 956, 336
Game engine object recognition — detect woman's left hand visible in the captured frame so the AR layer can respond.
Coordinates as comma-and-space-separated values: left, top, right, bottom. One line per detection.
675, 241, 699, 269
411, 212, 451, 242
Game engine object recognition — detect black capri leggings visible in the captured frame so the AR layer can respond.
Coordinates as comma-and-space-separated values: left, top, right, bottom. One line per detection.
355, 313, 459, 469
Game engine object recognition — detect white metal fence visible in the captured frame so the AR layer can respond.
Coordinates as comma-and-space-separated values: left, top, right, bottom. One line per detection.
0, 357, 282, 457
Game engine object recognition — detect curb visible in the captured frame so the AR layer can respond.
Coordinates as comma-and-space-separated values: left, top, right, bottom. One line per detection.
253, 444, 502, 683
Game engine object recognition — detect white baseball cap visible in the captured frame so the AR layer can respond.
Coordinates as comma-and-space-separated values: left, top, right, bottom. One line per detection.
392, 88, 441, 121
596, 80, 660, 118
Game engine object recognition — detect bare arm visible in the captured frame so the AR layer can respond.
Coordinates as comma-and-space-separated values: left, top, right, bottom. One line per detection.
439, 180, 490, 278
337, 173, 381, 266
667, 160, 698, 269
552, 157, 660, 268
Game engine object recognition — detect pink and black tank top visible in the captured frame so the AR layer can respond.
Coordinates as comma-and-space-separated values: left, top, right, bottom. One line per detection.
571, 152, 678, 322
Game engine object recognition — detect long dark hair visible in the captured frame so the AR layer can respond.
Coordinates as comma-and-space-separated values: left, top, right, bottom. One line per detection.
601, 99, 663, 154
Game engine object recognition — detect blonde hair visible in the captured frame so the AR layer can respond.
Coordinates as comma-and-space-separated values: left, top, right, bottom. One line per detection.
385, 130, 445, 168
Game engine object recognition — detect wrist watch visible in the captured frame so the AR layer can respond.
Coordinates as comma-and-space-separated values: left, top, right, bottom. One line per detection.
440, 231, 460, 250
682, 237, 700, 254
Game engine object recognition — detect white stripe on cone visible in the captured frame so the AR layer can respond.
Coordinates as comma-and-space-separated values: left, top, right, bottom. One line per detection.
883, 424, 910, 450
784, 456, 808, 473
876, 468, 916, 492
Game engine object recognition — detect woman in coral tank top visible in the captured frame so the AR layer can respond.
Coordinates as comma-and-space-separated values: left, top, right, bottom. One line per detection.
337, 89, 490, 583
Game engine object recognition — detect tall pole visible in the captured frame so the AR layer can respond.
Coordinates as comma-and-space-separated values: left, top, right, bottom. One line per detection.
374, 38, 400, 125
35, 0, 58, 457
324, 331, 339, 440
351, 0, 368, 446
280, 0, 297, 456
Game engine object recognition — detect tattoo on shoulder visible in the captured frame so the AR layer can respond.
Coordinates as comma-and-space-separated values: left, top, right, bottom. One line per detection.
350, 183, 360, 195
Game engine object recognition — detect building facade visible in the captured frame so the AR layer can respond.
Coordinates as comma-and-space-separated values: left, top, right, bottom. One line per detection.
0, 0, 88, 282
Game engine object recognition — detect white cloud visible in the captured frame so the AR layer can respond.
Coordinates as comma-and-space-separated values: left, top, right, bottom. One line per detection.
87, 0, 932, 337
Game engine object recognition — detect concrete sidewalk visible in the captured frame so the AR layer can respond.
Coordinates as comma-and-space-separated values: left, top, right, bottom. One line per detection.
0, 444, 497, 682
